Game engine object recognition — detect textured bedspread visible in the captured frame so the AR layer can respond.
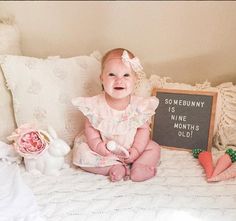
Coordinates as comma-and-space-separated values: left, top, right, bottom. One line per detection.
21, 148, 236, 221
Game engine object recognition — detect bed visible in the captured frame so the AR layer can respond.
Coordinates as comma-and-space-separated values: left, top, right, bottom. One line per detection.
1, 18, 236, 221
19, 148, 236, 221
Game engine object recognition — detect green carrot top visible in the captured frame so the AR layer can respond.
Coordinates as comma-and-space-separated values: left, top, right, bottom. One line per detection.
192, 148, 203, 158
225, 148, 236, 163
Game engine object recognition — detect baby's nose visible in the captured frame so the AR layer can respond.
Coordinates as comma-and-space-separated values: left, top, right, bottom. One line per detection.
115, 76, 124, 81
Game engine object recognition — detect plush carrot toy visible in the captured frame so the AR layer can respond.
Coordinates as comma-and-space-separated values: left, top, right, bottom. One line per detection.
208, 162, 236, 182
210, 148, 236, 178
192, 148, 214, 179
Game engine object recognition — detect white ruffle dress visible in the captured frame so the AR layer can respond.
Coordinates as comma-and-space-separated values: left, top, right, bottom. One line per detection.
72, 93, 159, 167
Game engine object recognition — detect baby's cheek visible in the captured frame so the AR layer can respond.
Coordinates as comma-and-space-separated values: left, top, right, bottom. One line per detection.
127, 82, 135, 92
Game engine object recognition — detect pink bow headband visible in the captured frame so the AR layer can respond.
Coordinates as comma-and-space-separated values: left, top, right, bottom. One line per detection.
121, 50, 144, 73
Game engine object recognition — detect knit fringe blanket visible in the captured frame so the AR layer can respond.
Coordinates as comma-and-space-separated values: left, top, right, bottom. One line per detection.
21, 148, 236, 221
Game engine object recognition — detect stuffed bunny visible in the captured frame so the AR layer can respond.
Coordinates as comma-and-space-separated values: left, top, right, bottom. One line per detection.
24, 126, 70, 176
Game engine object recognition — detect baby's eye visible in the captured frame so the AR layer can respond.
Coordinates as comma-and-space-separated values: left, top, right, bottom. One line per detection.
124, 73, 130, 77
108, 73, 115, 77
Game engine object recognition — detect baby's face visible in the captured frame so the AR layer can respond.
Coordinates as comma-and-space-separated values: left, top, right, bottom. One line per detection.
101, 59, 136, 99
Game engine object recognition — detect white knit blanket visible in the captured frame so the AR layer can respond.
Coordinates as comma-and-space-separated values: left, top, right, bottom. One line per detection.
21, 148, 236, 221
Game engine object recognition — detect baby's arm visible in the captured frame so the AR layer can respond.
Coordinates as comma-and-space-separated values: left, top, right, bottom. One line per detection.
84, 117, 111, 156
125, 122, 150, 164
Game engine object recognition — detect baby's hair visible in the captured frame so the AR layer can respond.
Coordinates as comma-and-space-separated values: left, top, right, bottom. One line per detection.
101, 48, 135, 70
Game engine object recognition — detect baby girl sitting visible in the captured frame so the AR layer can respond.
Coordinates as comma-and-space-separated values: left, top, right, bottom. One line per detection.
72, 48, 161, 182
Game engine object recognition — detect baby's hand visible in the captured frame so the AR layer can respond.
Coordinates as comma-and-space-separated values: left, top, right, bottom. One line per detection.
124, 148, 139, 164
106, 141, 129, 158
97, 142, 113, 157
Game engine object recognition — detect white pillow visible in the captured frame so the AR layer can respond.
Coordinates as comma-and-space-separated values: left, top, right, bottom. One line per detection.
0, 18, 21, 143
0, 53, 102, 146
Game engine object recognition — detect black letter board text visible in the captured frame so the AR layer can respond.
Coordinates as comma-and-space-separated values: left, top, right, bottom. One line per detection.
152, 88, 217, 151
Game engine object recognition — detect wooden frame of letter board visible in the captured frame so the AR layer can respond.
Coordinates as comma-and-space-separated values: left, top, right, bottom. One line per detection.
151, 88, 217, 152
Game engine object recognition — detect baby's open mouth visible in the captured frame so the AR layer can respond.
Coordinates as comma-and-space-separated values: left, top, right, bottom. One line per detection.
114, 87, 125, 90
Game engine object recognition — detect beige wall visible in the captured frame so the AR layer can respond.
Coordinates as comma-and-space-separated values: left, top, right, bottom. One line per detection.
0, 1, 236, 86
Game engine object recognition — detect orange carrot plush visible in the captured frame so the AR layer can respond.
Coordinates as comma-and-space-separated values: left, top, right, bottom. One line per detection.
192, 148, 214, 179
210, 148, 236, 178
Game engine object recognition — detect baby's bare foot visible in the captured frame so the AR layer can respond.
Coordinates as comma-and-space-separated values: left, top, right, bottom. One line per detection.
109, 164, 126, 182
130, 163, 157, 182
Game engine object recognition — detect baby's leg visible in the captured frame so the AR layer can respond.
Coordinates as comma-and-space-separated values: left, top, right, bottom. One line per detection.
80, 164, 126, 182
130, 140, 161, 182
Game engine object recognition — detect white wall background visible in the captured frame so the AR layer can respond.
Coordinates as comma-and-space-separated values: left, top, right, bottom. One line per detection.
0, 1, 236, 86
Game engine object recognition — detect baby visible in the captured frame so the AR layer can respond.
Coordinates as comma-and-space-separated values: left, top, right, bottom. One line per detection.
72, 48, 161, 182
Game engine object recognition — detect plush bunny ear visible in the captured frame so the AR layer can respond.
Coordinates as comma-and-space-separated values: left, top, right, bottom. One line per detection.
47, 126, 58, 139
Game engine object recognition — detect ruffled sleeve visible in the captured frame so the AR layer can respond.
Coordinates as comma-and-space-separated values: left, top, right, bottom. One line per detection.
72, 96, 93, 116
130, 96, 159, 128
71, 95, 102, 120
135, 96, 159, 117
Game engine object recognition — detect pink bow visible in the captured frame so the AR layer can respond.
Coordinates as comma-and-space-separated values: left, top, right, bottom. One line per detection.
121, 50, 143, 73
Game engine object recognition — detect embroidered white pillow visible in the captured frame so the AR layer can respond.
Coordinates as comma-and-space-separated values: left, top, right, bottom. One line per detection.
0, 18, 21, 143
0, 53, 102, 146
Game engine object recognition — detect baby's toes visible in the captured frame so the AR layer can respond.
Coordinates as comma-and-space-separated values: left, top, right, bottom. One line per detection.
109, 165, 126, 182
109, 172, 122, 182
